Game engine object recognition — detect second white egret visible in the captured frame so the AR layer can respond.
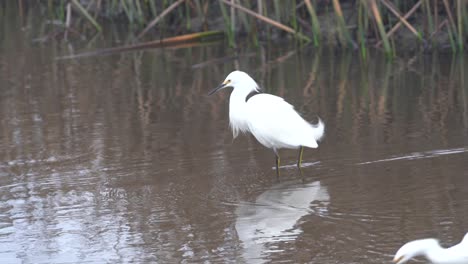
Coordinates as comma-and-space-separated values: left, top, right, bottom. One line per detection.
209, 70, 324, 175
393, 232, 468, 264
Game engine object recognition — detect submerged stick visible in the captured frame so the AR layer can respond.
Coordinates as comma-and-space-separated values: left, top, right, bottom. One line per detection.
220, 0, 310, 42
138, 0, 185, 39
57, 31, 224, 60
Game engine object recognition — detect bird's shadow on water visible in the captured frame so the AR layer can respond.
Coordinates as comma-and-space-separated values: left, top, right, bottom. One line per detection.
234, 177, 330, 264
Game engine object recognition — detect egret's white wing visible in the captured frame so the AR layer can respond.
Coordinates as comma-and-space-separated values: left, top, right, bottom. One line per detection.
246, 94, 322, 149
442, 238, 468, 264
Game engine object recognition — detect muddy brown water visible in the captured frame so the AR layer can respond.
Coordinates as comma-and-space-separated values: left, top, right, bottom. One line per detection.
1, 16, 468, 264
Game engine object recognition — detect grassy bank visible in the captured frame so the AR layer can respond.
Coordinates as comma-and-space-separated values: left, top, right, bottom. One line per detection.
5, 1, 468, 56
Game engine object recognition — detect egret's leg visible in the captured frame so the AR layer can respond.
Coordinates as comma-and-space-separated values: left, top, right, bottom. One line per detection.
298, 166, 304, 181
274, 149, 280, 177
297, 146, 304, 168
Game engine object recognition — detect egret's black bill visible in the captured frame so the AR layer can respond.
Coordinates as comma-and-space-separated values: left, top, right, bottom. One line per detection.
208, 83, 226, 95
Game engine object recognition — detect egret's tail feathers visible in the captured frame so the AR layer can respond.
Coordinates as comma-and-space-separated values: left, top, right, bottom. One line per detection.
310, 117, 325, 141
300, 118, 324, 149
303, 140, 318, 148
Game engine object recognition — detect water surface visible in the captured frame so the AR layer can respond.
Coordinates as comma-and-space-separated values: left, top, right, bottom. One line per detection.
1, 8, 468, 264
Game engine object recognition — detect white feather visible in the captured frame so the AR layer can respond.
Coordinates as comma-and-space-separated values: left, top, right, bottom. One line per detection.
246, 94, 324, 150
393, 233, 468, 264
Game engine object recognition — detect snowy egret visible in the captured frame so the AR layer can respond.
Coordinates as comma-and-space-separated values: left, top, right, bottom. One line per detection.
209, 70, 324, 175
393, 232, 468, 264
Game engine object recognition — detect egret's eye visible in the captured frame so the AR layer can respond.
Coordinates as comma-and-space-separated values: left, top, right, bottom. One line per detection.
226, 79, 231, 83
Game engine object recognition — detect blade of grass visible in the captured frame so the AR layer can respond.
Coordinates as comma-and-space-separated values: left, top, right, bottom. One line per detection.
291, 1, 297, 31
120, 0, 133, 25
138, 0, 185, 39
442, 0, 459, 51
370, 0, 392, 56
194, 0, 206, 29
230, 0, 236, 35
71, 0, 102, 32
185, 0, 191, 30
463, 3, 468, 39
273, 0, 281, 22
423, 0, 434, 36
149, 0, 157, 18
358, 1, 368, 59
218, 0, 235, 47
304, 0, 321, 47
237, 0, 250, 35
332, 0, 355, 48
447, 22, 457, 52
134, 0, 144, 26
442, 0, 457, 32
457, 0, 463, 51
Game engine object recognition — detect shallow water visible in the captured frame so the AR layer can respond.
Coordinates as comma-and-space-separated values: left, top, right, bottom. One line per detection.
1, 7, 468, 264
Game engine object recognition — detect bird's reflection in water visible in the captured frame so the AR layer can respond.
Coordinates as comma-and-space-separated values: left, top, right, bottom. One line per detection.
235, 180, 329, 263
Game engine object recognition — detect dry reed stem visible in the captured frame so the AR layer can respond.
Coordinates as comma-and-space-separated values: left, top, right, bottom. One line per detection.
428, 19, 448, 40
65, 2, 72, 41
376, 0, 422, 47
370, 0, 391, 54
230, 0, 235, 34
380, 0, 420, 38
456, 0, 463, 49
138, 0, 185, 39
332, 0, 353, 46
304, 0, 320, 34
442, 0, 456, 32
220, 0, 310, 42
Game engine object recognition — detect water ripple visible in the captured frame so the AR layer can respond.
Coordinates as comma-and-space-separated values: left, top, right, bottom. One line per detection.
356, 147, 468, 165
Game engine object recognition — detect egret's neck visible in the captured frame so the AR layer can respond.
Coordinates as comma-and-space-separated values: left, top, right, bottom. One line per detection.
228, 82, 258, 138
232, 83, 257, 101
419, 241, 447, 262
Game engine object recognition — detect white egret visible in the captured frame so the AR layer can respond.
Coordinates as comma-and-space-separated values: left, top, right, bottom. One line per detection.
393, 232, 468, 264
209, 70, 324, 175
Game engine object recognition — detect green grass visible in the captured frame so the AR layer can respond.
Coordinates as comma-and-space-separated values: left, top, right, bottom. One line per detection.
11, 0, 468, 57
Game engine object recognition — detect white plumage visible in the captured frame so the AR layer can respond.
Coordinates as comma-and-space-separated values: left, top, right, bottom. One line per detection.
246, 94, 324, 149
209, 70, 324, 175
393, 232, 468, 264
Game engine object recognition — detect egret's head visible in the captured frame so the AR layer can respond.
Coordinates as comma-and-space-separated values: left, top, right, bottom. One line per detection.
209, 71, 259, 95
393, 238, 439, 264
